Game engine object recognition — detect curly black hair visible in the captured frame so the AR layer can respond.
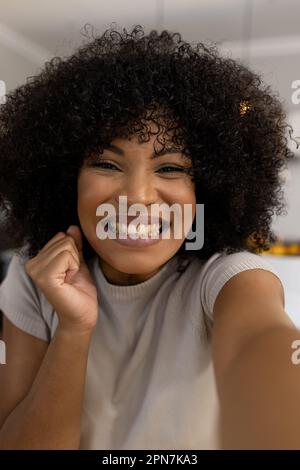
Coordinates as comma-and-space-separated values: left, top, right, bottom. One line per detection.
0, 24, 294, 264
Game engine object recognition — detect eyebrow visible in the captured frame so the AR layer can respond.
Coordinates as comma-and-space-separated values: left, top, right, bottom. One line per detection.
104, 143, 184, 159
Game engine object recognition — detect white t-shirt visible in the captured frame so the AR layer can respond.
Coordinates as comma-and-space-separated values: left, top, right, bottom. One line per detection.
0, 249, 282, 449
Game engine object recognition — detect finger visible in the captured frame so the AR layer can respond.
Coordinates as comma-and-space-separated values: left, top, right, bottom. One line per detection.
31, 239, 80, 272
66, 225, 84, 262
40, 250, 80, 287
38, 231, 67, 254
41, 242, 80, 268
37, 234, 79, 261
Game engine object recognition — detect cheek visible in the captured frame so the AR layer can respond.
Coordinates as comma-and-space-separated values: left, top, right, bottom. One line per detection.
164, 182, 196, 231
170, 180, 196, 207
77, 173, 110, 214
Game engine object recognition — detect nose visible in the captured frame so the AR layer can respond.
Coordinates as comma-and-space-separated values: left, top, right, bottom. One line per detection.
115, 169, 159, 208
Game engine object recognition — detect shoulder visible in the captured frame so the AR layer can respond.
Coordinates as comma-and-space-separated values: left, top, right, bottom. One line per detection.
0, 248, 54, 341
198, 250, 282, 321
0, 249, 35, 291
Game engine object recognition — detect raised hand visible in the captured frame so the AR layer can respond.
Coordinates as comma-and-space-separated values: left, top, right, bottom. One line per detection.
25, 225, 98, 333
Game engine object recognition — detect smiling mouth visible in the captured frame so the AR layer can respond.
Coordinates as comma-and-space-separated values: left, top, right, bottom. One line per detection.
104, 220, 167, 238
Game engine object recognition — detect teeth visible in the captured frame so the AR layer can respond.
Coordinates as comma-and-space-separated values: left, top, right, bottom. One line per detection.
107, 221, 161, 237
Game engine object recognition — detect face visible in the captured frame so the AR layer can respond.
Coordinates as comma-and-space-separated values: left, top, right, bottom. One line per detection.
77, 129, 196, 285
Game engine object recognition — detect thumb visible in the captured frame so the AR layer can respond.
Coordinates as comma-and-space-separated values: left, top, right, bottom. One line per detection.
66, 225, 84, 262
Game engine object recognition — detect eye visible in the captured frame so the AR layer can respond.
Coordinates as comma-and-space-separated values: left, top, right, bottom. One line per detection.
89, 161, 120, 171
157, 166, 187, 174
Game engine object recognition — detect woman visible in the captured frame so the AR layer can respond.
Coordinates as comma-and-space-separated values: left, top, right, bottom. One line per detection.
0, 25, 298, 449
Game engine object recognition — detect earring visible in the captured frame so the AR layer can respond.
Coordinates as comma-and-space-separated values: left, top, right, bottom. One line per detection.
239, 100, 251, 116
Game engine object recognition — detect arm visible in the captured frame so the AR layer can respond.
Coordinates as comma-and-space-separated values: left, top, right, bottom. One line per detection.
212, 268, 300, 449
0, 317, 93, 449
0, 225, 98, 449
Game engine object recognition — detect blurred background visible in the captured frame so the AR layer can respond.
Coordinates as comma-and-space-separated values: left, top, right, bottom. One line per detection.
0, 0, 300, 330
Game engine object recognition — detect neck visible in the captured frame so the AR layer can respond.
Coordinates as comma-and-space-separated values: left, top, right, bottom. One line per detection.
98, 258, 163, 286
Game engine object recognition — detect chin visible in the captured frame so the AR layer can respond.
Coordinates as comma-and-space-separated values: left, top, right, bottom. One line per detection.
100, 246, 177, 273
87, 233, 182, 271
104, 253, 164, 274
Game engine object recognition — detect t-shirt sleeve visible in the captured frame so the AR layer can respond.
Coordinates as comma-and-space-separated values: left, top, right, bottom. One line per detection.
200, 250, 284, 321
0, 252, 50, 341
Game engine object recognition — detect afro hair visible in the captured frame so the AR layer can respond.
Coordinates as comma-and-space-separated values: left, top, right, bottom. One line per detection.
0, 24, 295, 263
